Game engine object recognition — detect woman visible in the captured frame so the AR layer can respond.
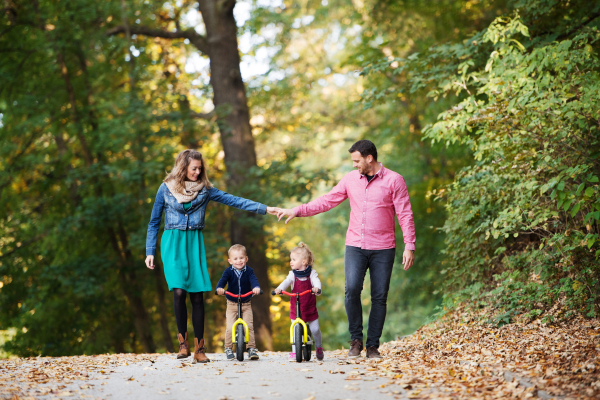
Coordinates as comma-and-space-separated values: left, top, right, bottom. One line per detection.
145, 149, 277, 363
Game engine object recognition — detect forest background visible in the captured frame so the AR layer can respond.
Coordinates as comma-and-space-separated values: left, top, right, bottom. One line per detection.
1, 0, 598, 356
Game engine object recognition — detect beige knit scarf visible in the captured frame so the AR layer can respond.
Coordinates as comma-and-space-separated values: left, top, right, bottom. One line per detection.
165, 179, 205, 204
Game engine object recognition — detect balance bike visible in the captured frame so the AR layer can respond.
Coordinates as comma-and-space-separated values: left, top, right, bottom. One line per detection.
271, 288, 321, 363
215, 289, 262, 361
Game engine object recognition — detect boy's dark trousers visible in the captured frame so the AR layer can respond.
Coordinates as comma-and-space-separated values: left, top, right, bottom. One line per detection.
344, 245, 396, 349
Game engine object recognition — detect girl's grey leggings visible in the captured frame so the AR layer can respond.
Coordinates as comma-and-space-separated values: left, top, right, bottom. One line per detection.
291, 318, 322, 352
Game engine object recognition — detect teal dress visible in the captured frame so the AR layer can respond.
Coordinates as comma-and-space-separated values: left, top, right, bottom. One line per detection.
160, 202, 211, 292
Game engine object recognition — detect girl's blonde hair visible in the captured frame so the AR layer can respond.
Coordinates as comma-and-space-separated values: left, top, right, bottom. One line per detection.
164, 149, 213, 191
291, 242, 315, 266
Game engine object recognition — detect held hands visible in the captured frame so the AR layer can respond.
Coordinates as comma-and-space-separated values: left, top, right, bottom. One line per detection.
216, 287, 225, 295
252, 287, 261, 295
266, 207, 281, 216
402, 249, 415, 271
276, 208, 296, 224
145, 256, 155, 270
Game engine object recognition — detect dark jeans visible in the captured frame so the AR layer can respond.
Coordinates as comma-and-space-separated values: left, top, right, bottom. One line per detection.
344, 245, 396, 348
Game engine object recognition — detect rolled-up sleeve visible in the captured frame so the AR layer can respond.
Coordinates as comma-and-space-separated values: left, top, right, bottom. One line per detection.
392, 176, 416, 251
294, 176, 348, 217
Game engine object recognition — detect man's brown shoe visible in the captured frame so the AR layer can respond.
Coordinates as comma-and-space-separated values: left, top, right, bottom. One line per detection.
366, 346, 382, 359
348, 339, 363, 358
177, 333, 191, 359
193, 338, 210, 363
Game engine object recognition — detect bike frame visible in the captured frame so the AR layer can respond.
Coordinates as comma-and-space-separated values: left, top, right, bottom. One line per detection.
278, 290, 313, 344
217, 291, 255, 344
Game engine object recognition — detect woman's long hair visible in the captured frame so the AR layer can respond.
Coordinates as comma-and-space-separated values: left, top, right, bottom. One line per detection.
164, 149, 213, 191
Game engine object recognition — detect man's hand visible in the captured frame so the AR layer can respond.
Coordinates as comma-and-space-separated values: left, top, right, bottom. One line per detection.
274, 288, 282, 295
266, 206, 281, 216
252, 287, 261, 295
277, 208, 296, 224
145, 256, 155, 270
216, 287, 225, 295
402, 250, 415, 271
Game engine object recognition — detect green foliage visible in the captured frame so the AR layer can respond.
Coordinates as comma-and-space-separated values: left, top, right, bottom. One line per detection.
363, 0, 600, 320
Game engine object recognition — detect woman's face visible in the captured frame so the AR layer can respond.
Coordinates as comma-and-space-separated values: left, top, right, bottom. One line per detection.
186, 159, 202, 181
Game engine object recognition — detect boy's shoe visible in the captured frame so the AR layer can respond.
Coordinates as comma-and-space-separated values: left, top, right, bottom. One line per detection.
225, 348, 234, 360
248, 348, 259, 360
288, 352, 296, 361
316, 347, 324, 361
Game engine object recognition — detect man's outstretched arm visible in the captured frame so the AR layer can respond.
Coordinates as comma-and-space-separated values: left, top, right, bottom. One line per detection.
277, 177, 349, 224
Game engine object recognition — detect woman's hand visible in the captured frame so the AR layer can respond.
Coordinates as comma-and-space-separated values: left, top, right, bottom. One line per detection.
216, 287, 225, 295
145, 256, 155, 270
266, 206, 281, 215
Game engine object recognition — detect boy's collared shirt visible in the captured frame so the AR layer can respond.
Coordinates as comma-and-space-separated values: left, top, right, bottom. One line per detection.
216, 265, 260, 303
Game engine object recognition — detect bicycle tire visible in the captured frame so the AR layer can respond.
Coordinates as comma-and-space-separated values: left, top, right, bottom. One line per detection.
304, 325, 313, 361
294, 324, 303, 363
303, 340, 312, 361
236, 324, 245, 361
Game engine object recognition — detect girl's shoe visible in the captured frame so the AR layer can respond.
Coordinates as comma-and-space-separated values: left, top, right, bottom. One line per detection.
316, 347, 324, 361
225, 348, 234, 360
288, 352, 296, 361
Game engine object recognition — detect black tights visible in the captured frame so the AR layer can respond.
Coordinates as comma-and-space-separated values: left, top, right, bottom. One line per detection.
173, 289, 204, 339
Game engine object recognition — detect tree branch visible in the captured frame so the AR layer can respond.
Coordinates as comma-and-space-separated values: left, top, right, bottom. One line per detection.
107, 25, 209, 54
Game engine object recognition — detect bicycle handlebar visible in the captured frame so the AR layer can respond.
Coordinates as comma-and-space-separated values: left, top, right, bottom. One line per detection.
271, 288, 322, 296
215, 290, 263, 297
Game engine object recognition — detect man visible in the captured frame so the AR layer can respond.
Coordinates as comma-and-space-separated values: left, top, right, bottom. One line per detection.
277, 140, 416, 359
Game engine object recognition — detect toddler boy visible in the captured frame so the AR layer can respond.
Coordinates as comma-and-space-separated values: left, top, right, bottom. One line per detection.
216, 244, 261, 360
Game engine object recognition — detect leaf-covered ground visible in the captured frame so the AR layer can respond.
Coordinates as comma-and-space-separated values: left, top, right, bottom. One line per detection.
357, 308, 600, 399
1, 308, 598, 399
0, 353, 158, 399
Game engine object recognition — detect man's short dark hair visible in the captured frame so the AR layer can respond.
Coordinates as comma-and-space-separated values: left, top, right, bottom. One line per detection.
348, 140, 377, 161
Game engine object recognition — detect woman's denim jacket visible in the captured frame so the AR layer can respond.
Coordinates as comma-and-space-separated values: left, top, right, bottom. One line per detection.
146, 183, 267, 256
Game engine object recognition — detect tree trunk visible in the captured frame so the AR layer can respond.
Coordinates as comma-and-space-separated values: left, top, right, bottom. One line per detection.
197, 0, 272, 349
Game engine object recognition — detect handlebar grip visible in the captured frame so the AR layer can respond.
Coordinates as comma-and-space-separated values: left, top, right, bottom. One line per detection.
317, 288, 322, 295
214, 291, 219, 295
259, 290, 264, 295
271, 290, 276, 295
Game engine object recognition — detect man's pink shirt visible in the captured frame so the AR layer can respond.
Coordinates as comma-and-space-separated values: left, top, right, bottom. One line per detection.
293, 165, 416, 251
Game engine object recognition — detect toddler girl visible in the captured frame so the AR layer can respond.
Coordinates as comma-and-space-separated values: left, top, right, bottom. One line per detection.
274, 242, 324, 361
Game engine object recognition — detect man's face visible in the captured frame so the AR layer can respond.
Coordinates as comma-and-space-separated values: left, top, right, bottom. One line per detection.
351, 151, 371, 175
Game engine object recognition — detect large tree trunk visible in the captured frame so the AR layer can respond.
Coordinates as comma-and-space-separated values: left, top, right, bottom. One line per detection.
197, 0, 272, 350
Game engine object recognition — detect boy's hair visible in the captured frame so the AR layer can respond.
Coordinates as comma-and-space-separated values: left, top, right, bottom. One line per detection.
291, 242, 315, 266
348, 139, 377, 161
228, 244, 247, 256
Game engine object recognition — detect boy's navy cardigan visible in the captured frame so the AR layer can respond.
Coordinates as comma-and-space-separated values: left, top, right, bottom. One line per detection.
216, 266, 260, 303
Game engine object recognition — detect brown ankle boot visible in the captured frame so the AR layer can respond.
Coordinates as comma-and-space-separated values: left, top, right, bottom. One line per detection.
177, 333, 191, 359
193, 338, 210, 363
